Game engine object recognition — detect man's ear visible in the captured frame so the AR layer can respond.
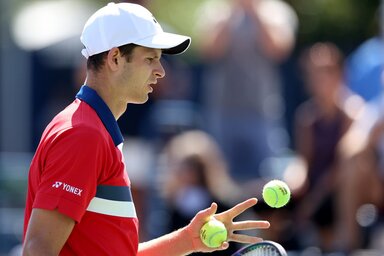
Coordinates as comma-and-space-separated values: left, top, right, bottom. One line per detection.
106, 47, 121, 71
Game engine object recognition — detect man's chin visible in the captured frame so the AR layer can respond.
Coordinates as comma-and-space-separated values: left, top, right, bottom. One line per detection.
130, 96, 149, 104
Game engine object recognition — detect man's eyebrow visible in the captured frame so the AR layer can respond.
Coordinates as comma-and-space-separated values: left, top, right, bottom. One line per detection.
143, 47, 162, 58
151, 51, 162, 59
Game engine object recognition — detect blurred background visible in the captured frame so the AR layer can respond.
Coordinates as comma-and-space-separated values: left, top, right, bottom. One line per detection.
1, 0, 384, 255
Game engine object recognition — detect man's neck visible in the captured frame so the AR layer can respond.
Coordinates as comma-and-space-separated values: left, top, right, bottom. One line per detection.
84, 73, 124, 120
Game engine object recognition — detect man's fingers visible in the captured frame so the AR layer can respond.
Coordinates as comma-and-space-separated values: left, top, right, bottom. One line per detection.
198, 202, 218, 222
215, 241, 229, 251
232, 220, 270, 231
229, 233, 264, 244
218, 198, 258, 219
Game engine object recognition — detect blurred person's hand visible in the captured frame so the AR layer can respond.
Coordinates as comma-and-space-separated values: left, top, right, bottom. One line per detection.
185, 198, 270, 253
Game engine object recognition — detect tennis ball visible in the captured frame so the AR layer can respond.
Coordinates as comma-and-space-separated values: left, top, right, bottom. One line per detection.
262, 179, 291, 208
200, 218, 227, 248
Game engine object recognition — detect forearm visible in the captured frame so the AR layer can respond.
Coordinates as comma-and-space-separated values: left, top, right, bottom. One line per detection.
138, 227, 195, 256
138, 199, 269, 256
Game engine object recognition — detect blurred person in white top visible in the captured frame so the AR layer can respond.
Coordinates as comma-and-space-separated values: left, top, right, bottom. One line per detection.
196, 0, 298, 182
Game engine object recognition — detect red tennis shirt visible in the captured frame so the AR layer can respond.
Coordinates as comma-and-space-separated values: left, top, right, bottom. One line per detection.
24, 86, 139, 255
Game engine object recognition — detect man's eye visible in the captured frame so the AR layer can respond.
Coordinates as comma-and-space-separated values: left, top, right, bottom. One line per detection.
146, 58, 154, 63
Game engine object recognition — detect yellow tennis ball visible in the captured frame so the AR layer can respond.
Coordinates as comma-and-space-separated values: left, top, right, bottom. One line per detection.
262, 179, 291, 208
200, 218, 228, 248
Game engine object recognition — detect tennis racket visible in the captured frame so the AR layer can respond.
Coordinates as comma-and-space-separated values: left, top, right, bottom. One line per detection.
231, 240, 287, 256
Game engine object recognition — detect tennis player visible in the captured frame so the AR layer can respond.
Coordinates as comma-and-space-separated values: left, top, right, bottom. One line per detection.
22, 3, 270, 255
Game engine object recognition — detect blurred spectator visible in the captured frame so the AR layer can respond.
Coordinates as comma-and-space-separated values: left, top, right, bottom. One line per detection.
154, 130, 258, 255
293, 42, 364, 252
335, 72, 384, 252
196, 0, 298, 182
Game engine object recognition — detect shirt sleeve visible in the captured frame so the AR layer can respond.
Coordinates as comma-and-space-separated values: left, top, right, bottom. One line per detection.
33, 126, 108, 222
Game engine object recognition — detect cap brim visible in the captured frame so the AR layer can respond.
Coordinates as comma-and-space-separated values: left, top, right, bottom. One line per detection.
135, 32, 191, 55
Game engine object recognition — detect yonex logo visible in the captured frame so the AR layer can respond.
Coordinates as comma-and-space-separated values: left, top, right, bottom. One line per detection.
52, 181, 62, 188
52, 181, 83, 196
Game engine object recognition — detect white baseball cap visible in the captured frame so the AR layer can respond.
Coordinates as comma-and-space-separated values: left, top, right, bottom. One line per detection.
80, 2, 191, 59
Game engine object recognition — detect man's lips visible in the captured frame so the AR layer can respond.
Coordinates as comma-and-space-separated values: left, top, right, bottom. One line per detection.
148, 80, 157, 92
147, 84, 154, 93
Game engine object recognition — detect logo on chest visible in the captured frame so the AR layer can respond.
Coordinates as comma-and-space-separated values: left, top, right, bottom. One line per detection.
52, 181, 83, 196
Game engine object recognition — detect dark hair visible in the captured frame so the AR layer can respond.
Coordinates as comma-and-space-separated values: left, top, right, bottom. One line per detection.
86, 43, 138, 72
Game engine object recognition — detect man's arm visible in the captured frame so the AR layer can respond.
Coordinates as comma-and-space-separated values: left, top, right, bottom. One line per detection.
138, 198, 270, 256
23, 208, 75, 256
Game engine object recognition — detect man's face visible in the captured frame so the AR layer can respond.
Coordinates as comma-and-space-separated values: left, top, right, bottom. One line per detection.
117, 46, 165, 104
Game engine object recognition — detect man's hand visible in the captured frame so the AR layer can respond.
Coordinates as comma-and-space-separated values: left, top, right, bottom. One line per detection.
185, 198, 270, 253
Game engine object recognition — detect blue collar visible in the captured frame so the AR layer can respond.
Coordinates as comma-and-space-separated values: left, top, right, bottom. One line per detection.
76, 85, 123, 146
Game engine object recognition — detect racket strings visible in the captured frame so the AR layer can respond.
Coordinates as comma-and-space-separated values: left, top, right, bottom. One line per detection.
241, 244, 282, 256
